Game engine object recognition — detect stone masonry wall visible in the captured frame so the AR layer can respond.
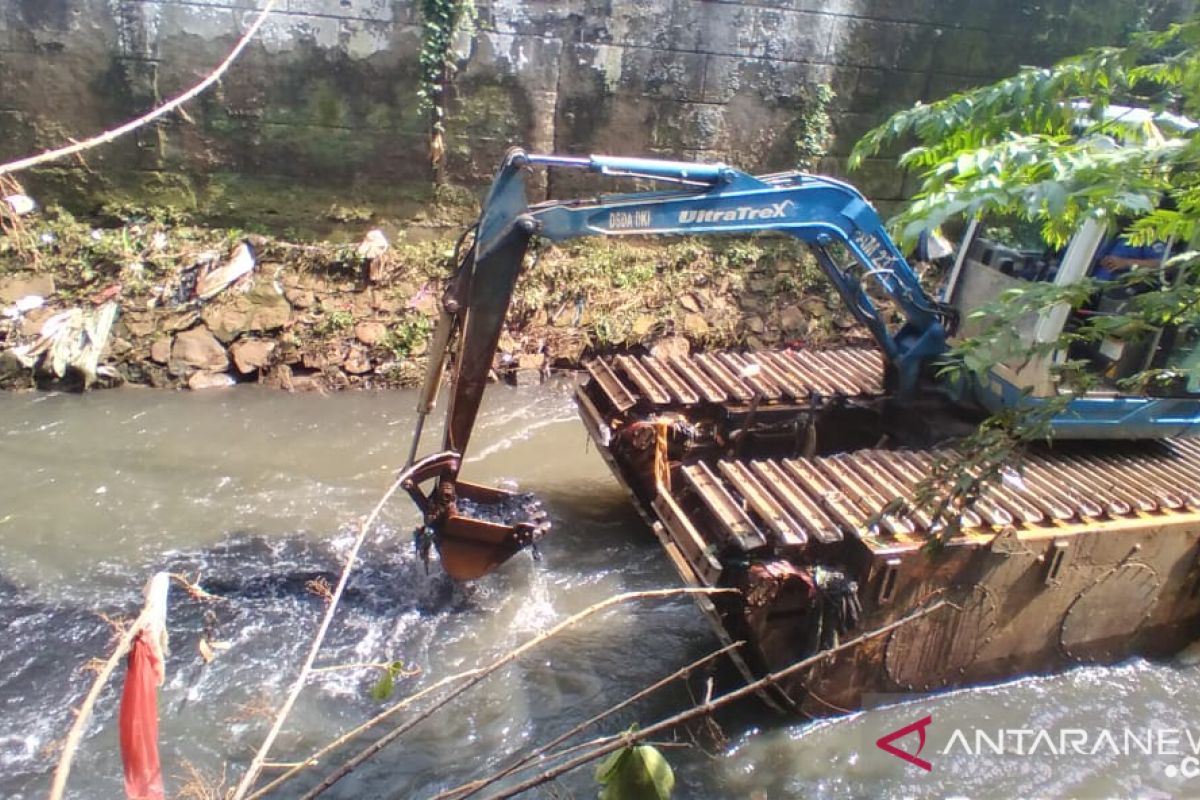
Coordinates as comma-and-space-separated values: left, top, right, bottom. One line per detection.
0, 0, 1193, 225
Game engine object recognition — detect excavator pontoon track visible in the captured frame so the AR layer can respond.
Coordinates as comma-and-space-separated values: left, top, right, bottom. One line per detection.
577, 347, 1200, 715
677, 439, 1200, 548
585, 346, 886, 410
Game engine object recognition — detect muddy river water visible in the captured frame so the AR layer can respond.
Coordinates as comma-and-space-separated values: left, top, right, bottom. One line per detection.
1, 383, 1198, 799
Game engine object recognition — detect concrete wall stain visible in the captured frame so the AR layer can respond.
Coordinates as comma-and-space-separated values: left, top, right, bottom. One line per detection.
0, 0, 1193, 227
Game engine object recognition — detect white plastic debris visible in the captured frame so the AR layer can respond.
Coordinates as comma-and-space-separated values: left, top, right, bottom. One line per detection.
739, 363, 762, 380
196, 241, 256, 300
10, 301, 119, 387
143, 572, 171, 671
3, 194, 36, 216
1, 294, 44, 319
356, 229, 390, 260
1177, 639, 1200, 666
926, 229, 954, 260
17, 295, 44, 313
188, 372, 236, 390
1001, 466, 1027, 493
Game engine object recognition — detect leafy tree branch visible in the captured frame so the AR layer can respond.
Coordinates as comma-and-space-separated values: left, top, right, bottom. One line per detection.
852, 13, 1200, 541
852, 15, 1200, 249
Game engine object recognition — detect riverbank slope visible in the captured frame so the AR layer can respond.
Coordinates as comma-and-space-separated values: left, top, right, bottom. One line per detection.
0, 199, 878, 393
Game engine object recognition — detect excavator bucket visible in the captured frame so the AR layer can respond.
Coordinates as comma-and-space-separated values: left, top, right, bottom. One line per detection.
439, 480, 547, 580
400, 452, 549, 581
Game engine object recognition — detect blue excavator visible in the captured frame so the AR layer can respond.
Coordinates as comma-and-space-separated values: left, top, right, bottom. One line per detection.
401, 150, 1200, 711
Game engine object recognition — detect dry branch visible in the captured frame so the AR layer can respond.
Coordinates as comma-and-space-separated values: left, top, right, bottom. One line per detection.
175, 758, 229, 800
243, 670, 480, 800
479, 600, 949, 800
273, 588, 736, 799
229, 464, 413, 799
434, 641, 745, 800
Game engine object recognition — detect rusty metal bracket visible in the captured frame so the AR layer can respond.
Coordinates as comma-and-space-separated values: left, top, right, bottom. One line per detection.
1044, 539, 1072, 586
876, 557, 902, 606
399, 450, 462, 519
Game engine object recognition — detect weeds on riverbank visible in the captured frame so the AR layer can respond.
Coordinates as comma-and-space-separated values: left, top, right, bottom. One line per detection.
0, 201, 868, 392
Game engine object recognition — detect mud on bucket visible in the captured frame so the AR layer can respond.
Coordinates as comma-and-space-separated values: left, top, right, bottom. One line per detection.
401, 451, 550, 581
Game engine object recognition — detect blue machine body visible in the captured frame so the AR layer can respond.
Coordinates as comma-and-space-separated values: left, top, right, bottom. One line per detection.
471, 149, 1200, 439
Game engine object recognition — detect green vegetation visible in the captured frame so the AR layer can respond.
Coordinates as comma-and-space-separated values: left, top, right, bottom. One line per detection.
0, 204, 227, 301
793, 83, 835, 172
853, 16, 1200, 250
418, 0, 478, 178
1, 191, 850, 391
314, 309, 354, 337
381, 315, 434, 358
854, 13, 1200, 541
20, 168, 449, 239
512, 235, 835, 351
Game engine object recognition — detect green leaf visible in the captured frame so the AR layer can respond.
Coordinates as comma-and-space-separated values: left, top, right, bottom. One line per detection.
595, 747, 631, 785
370, 669, 395, 701
369, 660, 410, 701
596, 743, 675, 800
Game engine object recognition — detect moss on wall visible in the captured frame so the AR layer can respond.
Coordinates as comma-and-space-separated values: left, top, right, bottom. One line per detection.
0, 0, 1193, 229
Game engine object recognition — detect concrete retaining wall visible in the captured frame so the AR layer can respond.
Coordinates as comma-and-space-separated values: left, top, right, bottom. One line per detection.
0, 0, 1190, 224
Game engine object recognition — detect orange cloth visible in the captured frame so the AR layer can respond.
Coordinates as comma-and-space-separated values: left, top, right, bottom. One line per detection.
119, 631, 164, 800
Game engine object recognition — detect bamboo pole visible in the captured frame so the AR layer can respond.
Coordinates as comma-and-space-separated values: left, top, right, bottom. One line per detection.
49, 573, 218, 800
48, 605, 156, 800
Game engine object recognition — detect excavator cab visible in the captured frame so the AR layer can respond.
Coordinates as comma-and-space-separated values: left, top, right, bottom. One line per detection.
944, 215, 1200, 436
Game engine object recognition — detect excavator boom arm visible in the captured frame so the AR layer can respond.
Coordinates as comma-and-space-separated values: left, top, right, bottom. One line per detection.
529, 173, 948, 367
409, 148, 948, 580
452, 150, 949, 451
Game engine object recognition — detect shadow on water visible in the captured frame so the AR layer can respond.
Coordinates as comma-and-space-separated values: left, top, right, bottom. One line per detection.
179, 533, 473, 616
0, 385, 675, 798
0, 492, 718, 799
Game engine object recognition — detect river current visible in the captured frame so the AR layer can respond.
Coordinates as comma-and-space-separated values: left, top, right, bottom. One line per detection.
1, 383, 1197, 799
